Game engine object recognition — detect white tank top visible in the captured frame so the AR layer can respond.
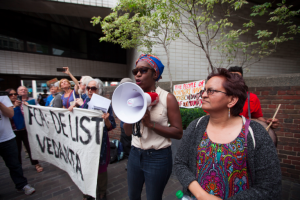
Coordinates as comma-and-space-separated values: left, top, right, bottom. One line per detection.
132, 86, 172, 150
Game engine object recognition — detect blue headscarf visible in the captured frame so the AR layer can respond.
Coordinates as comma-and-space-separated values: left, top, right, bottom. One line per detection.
135, 54, 165, 81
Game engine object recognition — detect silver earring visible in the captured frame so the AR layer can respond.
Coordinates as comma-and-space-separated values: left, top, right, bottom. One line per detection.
228, 108, 230, 118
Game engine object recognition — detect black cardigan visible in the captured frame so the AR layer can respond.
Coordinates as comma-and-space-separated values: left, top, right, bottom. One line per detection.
174, 115, 281, 200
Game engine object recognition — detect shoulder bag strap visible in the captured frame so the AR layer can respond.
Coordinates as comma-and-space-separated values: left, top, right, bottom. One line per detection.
247, 92, 251, 119
242, 115, 255, 148
242, 115, 254, 184
66, 90, 73, 108
196, 116, 205, 128
49, 96, 55, 107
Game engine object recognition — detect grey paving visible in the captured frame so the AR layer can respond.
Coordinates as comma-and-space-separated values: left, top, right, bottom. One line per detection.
0, 150, 299, 200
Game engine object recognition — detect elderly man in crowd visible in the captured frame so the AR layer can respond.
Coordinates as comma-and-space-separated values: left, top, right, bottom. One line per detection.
17, 86, 38, 108
45, 84, 59, 106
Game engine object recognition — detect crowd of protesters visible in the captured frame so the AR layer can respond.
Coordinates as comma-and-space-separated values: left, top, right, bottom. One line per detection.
0, 54, 282, 200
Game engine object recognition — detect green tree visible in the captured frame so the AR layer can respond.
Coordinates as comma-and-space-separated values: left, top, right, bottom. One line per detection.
91, 0, 180, 92
170, 0, 300, 71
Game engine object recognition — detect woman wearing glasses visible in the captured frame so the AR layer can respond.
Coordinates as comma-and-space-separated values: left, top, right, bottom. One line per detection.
72, 79, 116, 200
123, 54, 183, 200
174, 68, 281, 200
5, 89, 43, 173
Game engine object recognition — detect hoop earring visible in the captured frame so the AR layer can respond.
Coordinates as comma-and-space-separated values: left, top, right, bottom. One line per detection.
228, 107, 230, 118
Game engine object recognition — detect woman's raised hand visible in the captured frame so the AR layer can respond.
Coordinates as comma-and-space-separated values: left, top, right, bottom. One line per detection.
63, 67, 70, 75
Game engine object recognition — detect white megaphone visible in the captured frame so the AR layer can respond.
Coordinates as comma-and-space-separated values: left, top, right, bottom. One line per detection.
112, 82, 158, 124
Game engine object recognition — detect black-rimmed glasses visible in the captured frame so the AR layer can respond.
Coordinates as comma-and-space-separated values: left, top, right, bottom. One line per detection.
200, 89, 227, 98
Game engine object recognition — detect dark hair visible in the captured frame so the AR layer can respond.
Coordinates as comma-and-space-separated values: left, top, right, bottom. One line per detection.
228, 66, 243, 76
5, 88, 16, 93
207, 68, 248, 116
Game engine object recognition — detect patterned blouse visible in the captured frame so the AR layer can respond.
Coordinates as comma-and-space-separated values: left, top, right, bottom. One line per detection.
196, 125, 249, 199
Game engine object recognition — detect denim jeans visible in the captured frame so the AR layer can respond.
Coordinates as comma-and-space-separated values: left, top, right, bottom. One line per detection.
127, 146, 172, 200
0, 138, 28, 189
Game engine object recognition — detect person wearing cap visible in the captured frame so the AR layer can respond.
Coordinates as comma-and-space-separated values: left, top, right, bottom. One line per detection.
123, 54, 183, 200
118, 78, 134, 169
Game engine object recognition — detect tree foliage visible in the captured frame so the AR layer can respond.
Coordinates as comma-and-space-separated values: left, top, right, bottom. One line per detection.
92, 0, 300, 74
91, 0, 181, 91
170, 0, 300, 71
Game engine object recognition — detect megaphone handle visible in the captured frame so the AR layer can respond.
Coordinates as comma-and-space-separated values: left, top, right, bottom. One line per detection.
132, 120, 142, 138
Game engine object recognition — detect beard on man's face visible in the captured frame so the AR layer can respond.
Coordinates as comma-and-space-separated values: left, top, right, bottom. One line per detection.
78, 88, 84, 95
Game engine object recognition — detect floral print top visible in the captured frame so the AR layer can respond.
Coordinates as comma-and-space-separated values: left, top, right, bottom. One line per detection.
196, 125, 249, 199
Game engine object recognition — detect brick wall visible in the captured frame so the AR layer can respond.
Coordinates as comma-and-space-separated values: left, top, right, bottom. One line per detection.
104, 82, 300, 182
249, 86, 300, 183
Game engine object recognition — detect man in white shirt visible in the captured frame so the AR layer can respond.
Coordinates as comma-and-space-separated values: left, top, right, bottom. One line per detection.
0, 90, 35, 195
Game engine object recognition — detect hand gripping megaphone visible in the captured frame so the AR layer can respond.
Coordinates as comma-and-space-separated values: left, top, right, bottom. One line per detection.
112, 82, 159, 125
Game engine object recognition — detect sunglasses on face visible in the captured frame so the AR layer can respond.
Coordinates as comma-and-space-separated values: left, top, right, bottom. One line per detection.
86, 86, 97, 91
200, 89, 227, 98
132, 67, 154, 76
8, 93, 18, 96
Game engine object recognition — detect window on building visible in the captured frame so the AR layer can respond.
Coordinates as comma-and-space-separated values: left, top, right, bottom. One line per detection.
88, 32, 126, 64
36, 80, 50, 94
0, 35, 24, 51
22, 80, 33, 98
0, 10, 126, 64
71, 28, 87, 58
27, 42, 49, 54
52, 24, 71, 57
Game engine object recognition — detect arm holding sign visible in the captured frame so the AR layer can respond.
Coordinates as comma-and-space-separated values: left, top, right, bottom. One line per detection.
103, 105, 116, 131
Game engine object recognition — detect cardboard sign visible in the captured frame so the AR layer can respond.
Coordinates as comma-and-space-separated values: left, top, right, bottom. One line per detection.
23, 105, 104, 198
173, 80, 205, 108
47, 78, 58, 86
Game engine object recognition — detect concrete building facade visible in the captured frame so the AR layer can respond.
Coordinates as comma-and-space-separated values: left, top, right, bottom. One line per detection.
127, 2, 300, 82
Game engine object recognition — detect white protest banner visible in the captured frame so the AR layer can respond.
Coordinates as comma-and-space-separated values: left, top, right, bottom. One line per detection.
173, 80, 205, 108
23, 105, 104, 198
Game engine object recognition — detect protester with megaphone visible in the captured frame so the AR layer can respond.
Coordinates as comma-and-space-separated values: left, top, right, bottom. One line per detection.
122, 54, 183, 200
